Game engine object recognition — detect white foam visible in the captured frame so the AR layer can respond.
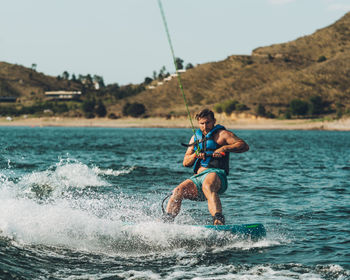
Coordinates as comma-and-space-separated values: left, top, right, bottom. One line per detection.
0, 187, 280, 256
3, 165, 329, 280
12, 159, 112, 200
94, 263, 348, 280
108, 270, 160, 280
0, 194, 125, 250
0, 159, 287, 256
92, 165, 135, 176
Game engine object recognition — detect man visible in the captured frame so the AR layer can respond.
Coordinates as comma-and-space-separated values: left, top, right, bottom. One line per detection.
163, 108, 249, 225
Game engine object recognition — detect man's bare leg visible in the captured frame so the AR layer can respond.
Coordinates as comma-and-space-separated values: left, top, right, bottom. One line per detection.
202, 173, 224, 225
166, 179, 198, 217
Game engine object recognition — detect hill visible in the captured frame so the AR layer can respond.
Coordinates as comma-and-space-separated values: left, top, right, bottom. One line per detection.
0, 62, 81, 103
1, 12, 350, 119
124, 11, 350, 117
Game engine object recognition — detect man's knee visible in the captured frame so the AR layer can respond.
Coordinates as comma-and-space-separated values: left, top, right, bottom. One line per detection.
202, 184, 219, 196
202, 173, 221, 194
172, 185, 184, 200
173, 180, 197, 200
173, 183, 188, 198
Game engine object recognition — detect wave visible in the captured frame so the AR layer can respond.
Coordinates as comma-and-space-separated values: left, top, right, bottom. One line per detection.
1, 158, 137, 200
108, 263, 349, 280
92, 165, 136, 177
0, 158, 286, 257
0, 188, 284, 257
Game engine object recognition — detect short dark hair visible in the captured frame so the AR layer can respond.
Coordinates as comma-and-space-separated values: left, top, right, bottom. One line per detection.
195, 108, 215, 120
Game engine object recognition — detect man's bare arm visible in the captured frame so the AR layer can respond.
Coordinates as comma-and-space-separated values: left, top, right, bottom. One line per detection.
183, 135, 198, 167
214, 130, 249, 155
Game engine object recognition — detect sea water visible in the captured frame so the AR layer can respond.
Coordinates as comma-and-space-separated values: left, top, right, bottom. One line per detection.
0, 127, 349, 280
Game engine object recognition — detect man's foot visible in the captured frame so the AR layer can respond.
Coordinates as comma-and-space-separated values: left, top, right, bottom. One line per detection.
213, 212, 225, 225
162, 212, 176, 223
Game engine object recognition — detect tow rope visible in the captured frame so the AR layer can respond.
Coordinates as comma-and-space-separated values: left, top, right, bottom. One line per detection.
157, 0, 197, 139
157, 1, 202, 216
161, 192, 172, 214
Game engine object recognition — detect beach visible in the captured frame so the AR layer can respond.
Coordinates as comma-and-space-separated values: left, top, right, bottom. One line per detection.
0, 115, 349, 130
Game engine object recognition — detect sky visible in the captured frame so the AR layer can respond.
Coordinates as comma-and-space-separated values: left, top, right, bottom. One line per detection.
1, 0, 349, 86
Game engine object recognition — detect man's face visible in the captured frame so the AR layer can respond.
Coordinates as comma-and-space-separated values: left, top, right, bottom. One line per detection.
198, 116, 216, 135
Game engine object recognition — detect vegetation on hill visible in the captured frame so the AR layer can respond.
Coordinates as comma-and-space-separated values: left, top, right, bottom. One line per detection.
129, 12, 350, 119
1, 12, 350, 119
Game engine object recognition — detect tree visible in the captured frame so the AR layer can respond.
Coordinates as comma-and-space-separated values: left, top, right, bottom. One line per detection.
31, 63, 37, 71
214, 104, 223, 113
95, 100, 107, 117
236, 103, 249, 112
85, 74, 93, 85
290, 99, 309, 116
185, 63, 194, 70
309, 95, 325, 115
144, 77, 153, 85
175, 57, 184, 70
284, 110, 292, 119
256, 104, 266, 117
82, 98, 96, 114
123, 102, 146, 117
62, 71, 70, 80
93, 75, 105, 88
335, 103, 344, 119
223, 100, 239, 115
317, 56, 327, 63
158, 66, 167, 79
77, 74, 94, 88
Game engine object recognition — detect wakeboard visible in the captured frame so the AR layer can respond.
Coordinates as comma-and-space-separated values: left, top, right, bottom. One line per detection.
123, 222, 266, 240
199, 223, 266, 240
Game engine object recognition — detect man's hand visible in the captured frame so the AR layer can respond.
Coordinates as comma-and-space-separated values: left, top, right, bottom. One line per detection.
195, 152, 206, 159
212, 151, 226, 158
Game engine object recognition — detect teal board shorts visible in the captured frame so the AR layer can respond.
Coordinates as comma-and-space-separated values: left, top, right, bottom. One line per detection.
189, 168, 228, 201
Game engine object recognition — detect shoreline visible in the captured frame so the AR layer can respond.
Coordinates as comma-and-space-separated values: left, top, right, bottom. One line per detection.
0, 116, 349, 131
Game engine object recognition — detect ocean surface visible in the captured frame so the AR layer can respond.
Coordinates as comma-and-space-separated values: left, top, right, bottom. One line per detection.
0, 127, 349, 280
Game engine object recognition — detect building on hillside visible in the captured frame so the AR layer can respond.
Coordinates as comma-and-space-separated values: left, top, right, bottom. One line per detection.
0, 96, 17, 103
45, 91, 82, 101
93, 81, 100, 90
163, 76, 173, 82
